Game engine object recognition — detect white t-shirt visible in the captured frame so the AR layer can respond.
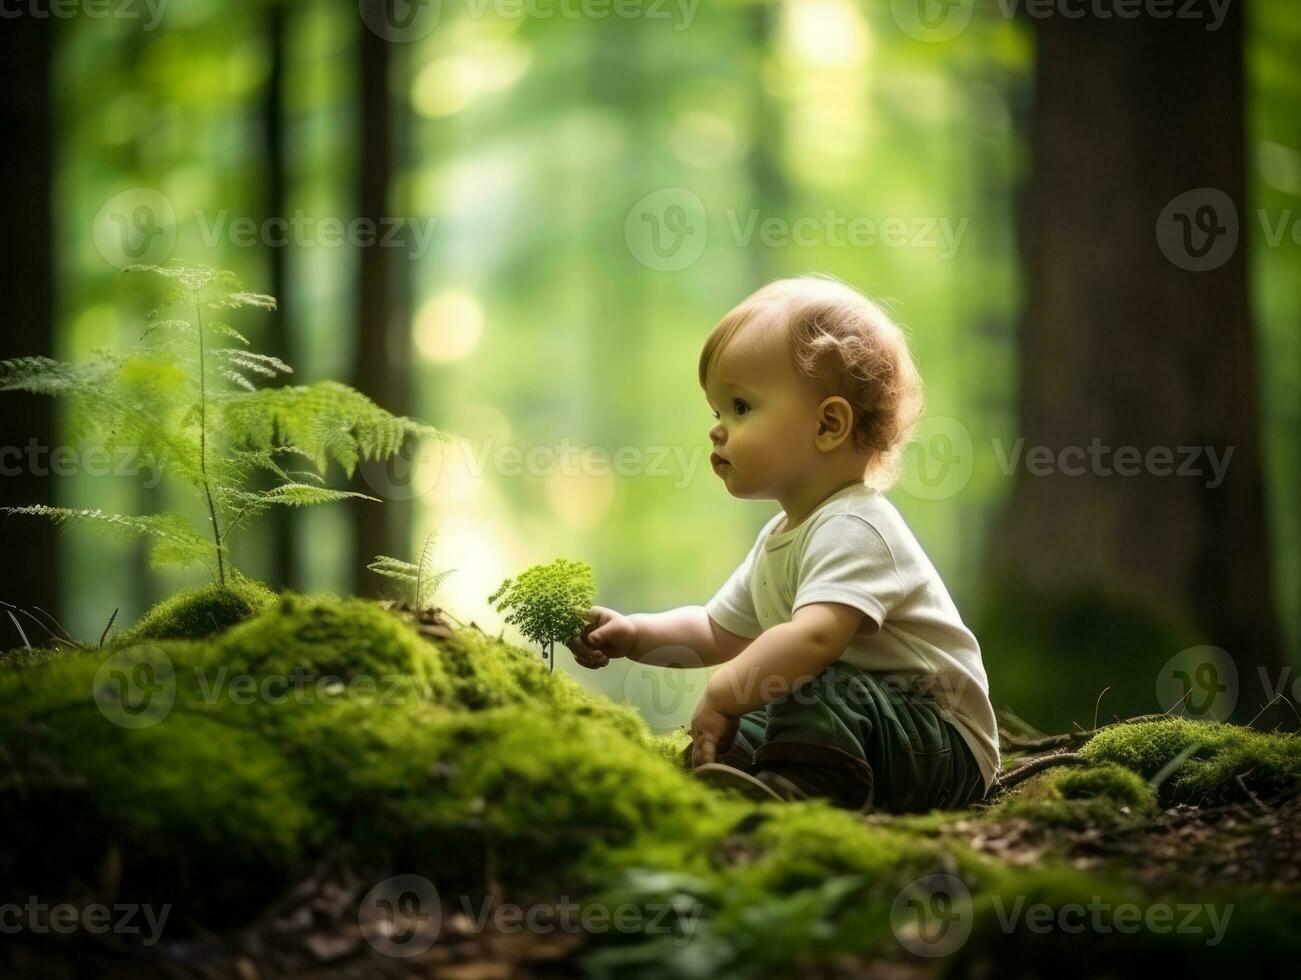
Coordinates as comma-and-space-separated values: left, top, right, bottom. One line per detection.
705, 482, 1000, 790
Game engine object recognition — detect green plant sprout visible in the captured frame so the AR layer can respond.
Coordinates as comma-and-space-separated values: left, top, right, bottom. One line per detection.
488, 558, 596, 672
0, 264, 444, 587
368, 531, 457, 611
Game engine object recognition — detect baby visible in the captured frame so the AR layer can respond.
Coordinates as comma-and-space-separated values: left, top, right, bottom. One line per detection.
566, 276, 999, 813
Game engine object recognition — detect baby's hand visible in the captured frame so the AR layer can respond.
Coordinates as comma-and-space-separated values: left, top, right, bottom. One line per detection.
567, 606, 636, 669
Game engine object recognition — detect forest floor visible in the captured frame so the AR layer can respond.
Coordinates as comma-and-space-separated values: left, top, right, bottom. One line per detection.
1, 586, 1298, 979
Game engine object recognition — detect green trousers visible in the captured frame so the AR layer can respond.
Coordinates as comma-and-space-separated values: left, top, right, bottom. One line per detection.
698, 661, 986, 813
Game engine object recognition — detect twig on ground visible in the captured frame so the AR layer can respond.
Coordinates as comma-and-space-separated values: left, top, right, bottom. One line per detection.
994, 751, 1087, 793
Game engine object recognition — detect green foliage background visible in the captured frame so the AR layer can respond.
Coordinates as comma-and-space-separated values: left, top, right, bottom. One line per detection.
42, 0, 1300, 732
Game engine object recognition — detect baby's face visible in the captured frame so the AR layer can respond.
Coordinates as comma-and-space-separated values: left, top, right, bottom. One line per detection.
703, 327, 825, 500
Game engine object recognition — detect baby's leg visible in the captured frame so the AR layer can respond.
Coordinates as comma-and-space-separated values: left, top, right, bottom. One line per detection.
761, 664, 983, 813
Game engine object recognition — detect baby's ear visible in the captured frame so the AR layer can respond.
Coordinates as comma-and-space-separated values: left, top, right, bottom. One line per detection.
815, 395, 854, 447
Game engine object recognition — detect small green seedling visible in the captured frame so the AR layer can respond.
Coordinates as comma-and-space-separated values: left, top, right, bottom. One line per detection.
368, 531, 456, 611
487, 558, 595, 672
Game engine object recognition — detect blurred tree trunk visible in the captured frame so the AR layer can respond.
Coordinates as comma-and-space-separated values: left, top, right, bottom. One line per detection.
0, 14, 58, 623
351, 2, 406, 595
748, 0, 786, 285
261, 0, 298, 591
992, 1, 1283, 718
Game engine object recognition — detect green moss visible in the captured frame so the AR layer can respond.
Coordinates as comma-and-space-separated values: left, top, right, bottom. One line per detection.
0, 645, 78, 671
217, 593, 449, 696
113, 576, 276, 644
992, 762, 1157, 827
4, 592, 1299, 973
0, 642, 318, 911
1082, 718, 1301, 805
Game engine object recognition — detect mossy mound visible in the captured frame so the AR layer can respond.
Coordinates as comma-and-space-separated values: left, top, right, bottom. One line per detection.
3, 593, 1300, 974
113, 576, 277, 645
0, 640, 319, 917
992, 762, 1158, 827
217, 593, 449, 690
1081, 718, 1301, 805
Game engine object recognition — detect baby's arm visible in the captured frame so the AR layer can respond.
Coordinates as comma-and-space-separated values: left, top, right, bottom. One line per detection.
567, 605, 752, 670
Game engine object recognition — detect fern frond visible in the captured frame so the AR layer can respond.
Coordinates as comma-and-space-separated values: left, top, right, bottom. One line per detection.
223, 369, 256, 391
125, 263, 225, 295
256, 483, 379, 507
219, 380, 445, 476
208, 291, 277, 311
210, 322, 249, 345
224, 483, 379, 533
2, 506, 210, 569
368, 532, 455, 608
139, 319, 196, 342
367, 555, 420, 582
0, 357, 114, 397
215, 350, 292, 378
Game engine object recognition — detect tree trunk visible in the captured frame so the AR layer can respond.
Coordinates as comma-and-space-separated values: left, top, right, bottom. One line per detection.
0, 14, 58, 625
261, 0, 298, 591
351, 1, 405, 595
990, 1, 1283, 720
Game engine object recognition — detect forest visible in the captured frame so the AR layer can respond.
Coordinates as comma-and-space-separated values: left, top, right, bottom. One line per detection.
0, 0, 1298, 977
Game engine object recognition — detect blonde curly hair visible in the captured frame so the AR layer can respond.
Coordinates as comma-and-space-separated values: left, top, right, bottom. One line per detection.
698, 275, 924, 489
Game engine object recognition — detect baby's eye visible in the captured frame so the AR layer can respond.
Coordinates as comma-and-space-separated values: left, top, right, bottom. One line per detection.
710, 409, 720, 421
732, 398, 750, 416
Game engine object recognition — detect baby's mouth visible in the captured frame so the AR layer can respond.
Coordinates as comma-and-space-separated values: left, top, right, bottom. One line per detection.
710, 452, 730, 471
